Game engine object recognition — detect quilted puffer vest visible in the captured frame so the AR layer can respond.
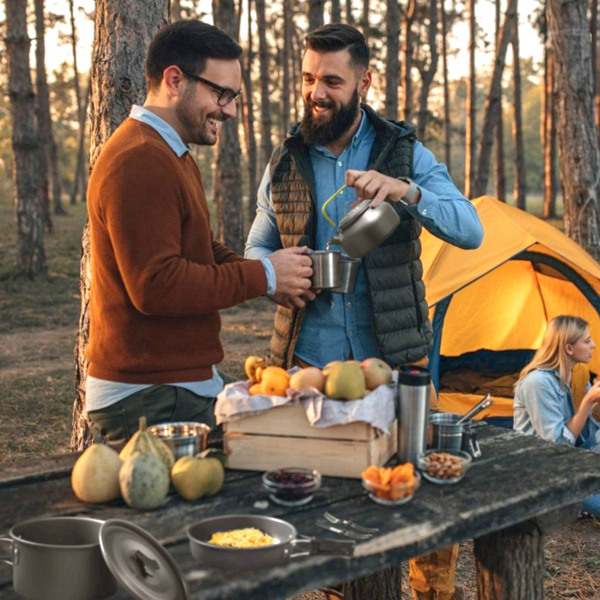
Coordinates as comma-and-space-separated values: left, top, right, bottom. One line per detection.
268, 105, 433, 368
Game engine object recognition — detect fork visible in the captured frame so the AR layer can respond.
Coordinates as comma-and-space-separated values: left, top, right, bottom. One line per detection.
323, 511, 379, 533
315, 522, 373, 540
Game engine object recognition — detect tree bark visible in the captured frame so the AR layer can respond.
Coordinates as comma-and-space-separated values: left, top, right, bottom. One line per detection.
473, 0, 517, 198
415, 0, 439, 141
331, 0, 341, 22
213, 0, 244, 254
494, 0, 506, 202
401, 0, 416, 122
548, 0, 600, 260
464, 0, 477, 198
72, 0, 169, 451
282, 0, 292, 134
475, 522, 544, 600
385, 0, 400, 120
345, 0, 354, 24
171, 0, 181, 20
6, 0, 46, 277
242, 0, 259, 231
440, 0, 451, 173
511, 3, 526, 211
592, 0, 599, 149
256, 0, 273, 167
308, 0, 324, 31
542, 14, 557, 219
342, 565, 402, 599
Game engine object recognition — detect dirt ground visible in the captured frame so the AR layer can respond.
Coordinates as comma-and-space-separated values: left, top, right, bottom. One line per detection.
1, 297, 599, 598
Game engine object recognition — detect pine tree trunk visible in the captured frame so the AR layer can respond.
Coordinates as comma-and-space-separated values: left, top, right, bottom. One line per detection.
542, 20, 557, 219
473, 0, 517, 198
34, 0, 53, 233
308, 0, 324, 31
171, 0, 181, 20
494, 0, 506, 202
464, 0, 477, 198
385, 0, 400, 120
256, 0, 273, 167
592, 0, 599, 149
72, 0, 169, 451
440, 0, 451, 173
214, 0, 244, 254
548, 0, 600, 260
282, 0, 292, 134
243, 0, 259, 232
331, 0, 341, 22
401, 0, 416, 122
342, 565, 402, 599
362, 0, 370, 41
511, 8, 526, 211
345, 0, 354, 24
416, 0, 439, 141
6, 0, 46, 277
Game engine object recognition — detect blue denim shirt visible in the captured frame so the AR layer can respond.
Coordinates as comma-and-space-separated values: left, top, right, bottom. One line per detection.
513, 368, 600, 451
245, 110, 483, 368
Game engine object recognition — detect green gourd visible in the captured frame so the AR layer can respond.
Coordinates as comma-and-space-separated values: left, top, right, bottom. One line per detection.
119, 416, 175, 471
119, 451, 169, 510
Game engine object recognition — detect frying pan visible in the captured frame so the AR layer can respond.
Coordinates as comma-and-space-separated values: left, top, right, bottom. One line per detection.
187, 514, 355, 570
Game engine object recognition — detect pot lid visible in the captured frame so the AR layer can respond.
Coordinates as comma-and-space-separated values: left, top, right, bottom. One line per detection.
99, 519, 190, 600
337, 199, 372, 230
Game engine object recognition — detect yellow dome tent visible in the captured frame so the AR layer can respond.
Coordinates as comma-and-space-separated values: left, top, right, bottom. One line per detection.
422, 195, 600, 422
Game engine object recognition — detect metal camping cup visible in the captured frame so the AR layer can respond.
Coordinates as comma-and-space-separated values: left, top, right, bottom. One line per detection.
307, 250, 341, 289
327, 200, 401, 258
397, 366, 431, 465
428, 413, 465, 451
0, 517, 118, 600
330, 256, 361, 294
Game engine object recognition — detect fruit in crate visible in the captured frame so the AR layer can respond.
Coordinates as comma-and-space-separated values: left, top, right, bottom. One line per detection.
324, 362, 366, 400
289, 367, 325, 392
360, 358, 393, 390
245, 355, 268, 383
322, 360, 343, 377
119, 416, 175, 471
260, 366, 290, 396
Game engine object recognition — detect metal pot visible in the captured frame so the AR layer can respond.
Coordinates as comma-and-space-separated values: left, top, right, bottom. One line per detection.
0, 517, 118, 600
327, 200, 400, 258
187, 514, 354, 571
428, 413, 465, 451
149, 421, 212, 459
307, 250, 341, 289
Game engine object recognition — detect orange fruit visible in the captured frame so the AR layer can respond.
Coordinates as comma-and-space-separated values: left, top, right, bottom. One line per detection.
362, 465, 381, 483
260, 366, 291, 396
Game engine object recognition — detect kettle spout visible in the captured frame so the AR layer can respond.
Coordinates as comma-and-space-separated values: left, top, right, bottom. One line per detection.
327, 234, 343, 248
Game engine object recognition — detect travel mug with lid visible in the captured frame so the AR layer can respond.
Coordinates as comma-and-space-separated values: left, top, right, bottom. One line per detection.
397, 365, 431, 465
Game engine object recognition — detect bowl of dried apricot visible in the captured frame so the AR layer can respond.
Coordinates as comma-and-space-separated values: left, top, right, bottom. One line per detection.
361, 463, 420, 506
418, 449, 472, 484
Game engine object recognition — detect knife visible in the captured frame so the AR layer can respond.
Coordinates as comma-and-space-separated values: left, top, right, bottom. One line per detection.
315, 522, 373, 540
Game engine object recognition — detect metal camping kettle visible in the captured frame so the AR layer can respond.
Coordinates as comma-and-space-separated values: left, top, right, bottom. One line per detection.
327, 199, 401, 258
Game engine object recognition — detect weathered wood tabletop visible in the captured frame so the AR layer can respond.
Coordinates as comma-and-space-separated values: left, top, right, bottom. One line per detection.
1, 423, 599, 599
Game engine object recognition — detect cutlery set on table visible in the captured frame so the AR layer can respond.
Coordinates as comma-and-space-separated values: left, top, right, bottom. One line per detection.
315, 511, 378, 540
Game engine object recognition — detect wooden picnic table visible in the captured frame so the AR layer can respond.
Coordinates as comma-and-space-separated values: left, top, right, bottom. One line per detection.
1, 422, 599, 599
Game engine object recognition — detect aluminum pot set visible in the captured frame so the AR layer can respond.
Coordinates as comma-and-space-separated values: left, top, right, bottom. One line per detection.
0, 514, 354, 598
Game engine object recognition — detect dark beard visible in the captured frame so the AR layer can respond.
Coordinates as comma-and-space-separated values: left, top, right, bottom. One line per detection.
299, 90, 360, 147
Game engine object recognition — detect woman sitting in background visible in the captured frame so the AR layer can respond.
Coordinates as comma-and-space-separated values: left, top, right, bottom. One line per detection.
513, 315, 600, 516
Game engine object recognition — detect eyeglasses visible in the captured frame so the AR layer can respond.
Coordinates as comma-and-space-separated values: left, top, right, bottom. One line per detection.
180, 68, 241, 106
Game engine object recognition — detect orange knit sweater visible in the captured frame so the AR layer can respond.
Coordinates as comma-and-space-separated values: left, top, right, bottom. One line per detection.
86, 118, 267, 383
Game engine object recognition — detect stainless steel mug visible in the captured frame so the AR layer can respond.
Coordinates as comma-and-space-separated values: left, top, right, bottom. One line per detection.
461, 424, 482, 458
330, 256, 360, 294
307, 250, 341, 289
428, 413, 465, 450
397, 366, 431, 465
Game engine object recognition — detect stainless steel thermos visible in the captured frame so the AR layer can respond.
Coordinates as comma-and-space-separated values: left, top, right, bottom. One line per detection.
397, 366, 431, 465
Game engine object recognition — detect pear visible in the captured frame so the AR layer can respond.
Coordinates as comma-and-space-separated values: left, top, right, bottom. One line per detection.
360, 358, 393, 390
324, 362, 366, 400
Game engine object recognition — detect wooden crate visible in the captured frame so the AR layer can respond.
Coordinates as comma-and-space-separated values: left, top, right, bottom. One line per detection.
224, 403, 397, 479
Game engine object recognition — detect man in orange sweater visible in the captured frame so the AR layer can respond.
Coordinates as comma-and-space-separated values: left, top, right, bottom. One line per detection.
85, 20, 313, 444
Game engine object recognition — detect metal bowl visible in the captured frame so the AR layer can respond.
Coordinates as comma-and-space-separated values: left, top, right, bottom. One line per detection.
149, 422, 212, 459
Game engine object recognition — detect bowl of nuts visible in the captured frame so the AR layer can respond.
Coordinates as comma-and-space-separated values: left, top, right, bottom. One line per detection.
418, 449, 472, 484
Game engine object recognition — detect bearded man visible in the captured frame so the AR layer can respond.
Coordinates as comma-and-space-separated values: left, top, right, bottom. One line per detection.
85, 20, 313, 446
245, 22, 483, 600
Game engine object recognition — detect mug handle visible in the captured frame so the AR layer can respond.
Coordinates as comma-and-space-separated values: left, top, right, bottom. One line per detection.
0, 536, 14, 566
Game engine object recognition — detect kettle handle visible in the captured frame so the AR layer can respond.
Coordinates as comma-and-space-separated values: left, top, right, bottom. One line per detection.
322, 184, 347, 227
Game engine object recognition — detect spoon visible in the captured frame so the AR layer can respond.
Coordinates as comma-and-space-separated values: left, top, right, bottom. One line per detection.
456, 393, 494, 425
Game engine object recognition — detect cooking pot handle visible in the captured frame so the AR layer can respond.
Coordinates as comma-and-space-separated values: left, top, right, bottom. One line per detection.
0, 536, 14, 566
290, 537, 355, 559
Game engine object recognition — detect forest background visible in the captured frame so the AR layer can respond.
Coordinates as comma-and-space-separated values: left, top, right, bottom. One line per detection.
1, 1, 600, 598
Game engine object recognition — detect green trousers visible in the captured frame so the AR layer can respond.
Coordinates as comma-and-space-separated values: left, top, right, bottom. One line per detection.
87, 371, 236, 447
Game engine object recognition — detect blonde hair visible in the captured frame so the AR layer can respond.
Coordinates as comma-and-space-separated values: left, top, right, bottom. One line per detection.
515, 315, 589, 389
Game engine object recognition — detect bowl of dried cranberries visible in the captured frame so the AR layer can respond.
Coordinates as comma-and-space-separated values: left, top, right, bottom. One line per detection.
262, 467, 321, 506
